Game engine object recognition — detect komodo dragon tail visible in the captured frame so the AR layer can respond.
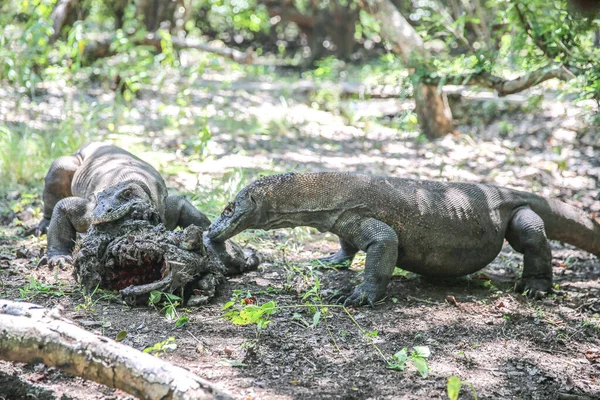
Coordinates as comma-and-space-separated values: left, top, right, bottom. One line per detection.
530, 197, 600, 257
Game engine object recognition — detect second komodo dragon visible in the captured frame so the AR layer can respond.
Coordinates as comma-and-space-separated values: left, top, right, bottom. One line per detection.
208, 172, 600, 306
36, 142, 257, 274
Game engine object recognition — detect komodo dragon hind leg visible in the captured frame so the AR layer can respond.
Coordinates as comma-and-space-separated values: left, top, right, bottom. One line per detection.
505, 206, 553, 299
36, 154, 83, 236
164, 195, 212, 230
319, 238, 359, 266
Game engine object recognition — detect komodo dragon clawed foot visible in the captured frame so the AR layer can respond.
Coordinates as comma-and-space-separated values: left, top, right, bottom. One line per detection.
318, 238, 358, 266
37, 253, 73, 269
515, 277, 553, 299
339, 282, 386, 307
35, 218, 51, 237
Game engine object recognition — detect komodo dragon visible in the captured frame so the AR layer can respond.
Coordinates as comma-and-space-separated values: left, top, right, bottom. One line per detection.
208, 172, 600, 306
36, 143, 253, 272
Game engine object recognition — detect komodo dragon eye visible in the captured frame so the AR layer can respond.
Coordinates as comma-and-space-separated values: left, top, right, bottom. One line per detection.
121, 189, 133, 199
223, 204, 235, 217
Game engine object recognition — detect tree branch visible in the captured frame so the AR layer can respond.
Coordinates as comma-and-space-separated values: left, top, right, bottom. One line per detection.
434, 64, 575, 96
0, 299, 232, 400
83, 33, 255, 64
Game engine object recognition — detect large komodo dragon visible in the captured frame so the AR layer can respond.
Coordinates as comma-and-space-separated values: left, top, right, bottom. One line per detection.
36, 142, 255, 274
208, 172, 600, 306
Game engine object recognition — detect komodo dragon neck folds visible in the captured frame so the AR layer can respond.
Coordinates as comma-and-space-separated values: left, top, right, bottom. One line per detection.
36, 143, 213, 268
208, 172, 600, 306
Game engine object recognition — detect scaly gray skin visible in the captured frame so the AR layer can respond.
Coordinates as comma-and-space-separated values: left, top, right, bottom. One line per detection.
208, 172, 600, 306
36, 143, 211, 267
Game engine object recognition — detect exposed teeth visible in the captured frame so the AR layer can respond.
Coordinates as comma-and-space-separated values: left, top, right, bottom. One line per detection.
104, 251, 164, 289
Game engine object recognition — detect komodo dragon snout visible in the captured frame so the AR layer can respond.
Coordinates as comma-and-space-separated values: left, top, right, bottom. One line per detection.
93, 181, 156, 225
208, 189, 260, 242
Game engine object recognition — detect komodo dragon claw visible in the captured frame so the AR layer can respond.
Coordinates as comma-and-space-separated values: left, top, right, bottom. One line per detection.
515, 277, 554, 300
340, 283, 381, 307
35, 218, 51, 237
37, 254, 73, 269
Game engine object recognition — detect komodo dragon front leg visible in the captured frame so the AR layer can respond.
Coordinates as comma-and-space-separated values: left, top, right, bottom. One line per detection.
333, 215, 399, 306
319, 238, 359, 265
36, 153, 93, 268
42, 198, 95, 267
164, 195, 212, 230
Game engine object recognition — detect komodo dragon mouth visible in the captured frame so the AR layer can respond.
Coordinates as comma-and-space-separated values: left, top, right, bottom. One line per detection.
92, 200, 161, 226
100, 238, 166, 290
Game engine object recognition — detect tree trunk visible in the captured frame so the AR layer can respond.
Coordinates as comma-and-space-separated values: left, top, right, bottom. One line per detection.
0, 299, 232, 400
359, 0, 454, 139
49, 0, 85, 43
262, 0, 360, 62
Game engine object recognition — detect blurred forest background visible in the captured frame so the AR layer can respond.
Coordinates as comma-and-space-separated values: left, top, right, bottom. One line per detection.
1, 0, 599, 157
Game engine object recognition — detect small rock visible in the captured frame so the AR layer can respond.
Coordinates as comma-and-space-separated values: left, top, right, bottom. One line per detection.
7, 191, 20, 200
15, 249, 28, 258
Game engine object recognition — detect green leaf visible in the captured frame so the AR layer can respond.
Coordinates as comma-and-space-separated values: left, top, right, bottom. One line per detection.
115, 330, 128, 342
175, 314, 189, 327
164, 293, 183, 302
386, 361, 406, 371
257, 318, 271, 330
149, 290, 162, 305
447, 376, 462, 400
222, 301, 235, 310
164, 306, 177, 321
413, 357, 429, 378
387, 348, 408, 371
313, 311, 321, 328
365, 330, 379, 337
413, 346, 431, 358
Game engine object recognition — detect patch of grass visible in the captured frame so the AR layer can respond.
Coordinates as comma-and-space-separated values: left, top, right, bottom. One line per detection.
221, 266, 434, 375
0, 114, 96, 189
19, 276, 72, 300
75, 284, 117, 313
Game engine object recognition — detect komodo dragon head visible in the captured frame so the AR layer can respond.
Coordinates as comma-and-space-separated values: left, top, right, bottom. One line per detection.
208, 173, 322, 242
92, 181, 160, 226
207, 185, 263, 242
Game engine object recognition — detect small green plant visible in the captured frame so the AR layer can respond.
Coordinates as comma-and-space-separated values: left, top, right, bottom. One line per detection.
19, 276, 68, 300
222, 295, 277, 330
143, 337, 177, 355
148, 290, 189, 327
75, 284, 116, 313
498, 121, 514, 136
447, 376, 478, 400
387, 346, 431, 377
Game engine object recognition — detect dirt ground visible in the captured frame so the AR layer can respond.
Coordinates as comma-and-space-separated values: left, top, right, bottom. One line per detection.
1, 65, 600, 399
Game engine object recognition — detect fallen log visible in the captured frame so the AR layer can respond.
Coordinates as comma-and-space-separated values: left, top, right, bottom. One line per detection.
0, 299, 232, 400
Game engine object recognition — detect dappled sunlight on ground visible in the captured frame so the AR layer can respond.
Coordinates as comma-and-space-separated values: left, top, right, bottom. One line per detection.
1, 57, 599, 398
